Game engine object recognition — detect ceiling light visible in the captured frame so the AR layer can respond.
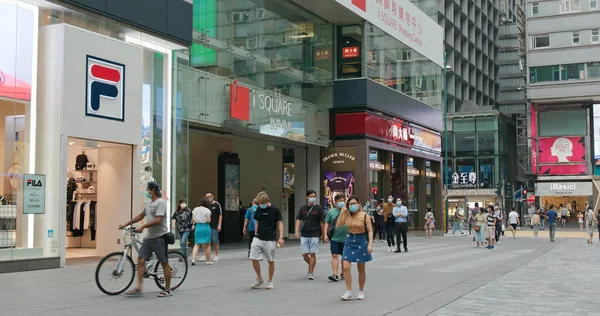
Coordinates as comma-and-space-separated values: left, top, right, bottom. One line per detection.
68, 142, 75, 145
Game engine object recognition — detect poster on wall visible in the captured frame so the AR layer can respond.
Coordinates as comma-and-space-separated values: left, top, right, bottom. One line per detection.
23, 174, 45, 214
224, 164, 240, 211
323, 171, 355, 210
0, 1, 34, 101
538, 136, 585, 163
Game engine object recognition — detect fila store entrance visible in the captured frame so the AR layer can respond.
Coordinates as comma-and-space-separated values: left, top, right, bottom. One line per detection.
64, 138, 133, 259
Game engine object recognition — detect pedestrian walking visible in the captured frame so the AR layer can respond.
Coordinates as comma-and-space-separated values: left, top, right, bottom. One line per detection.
539, 208, 546, 230
578, 212, 584, 231
172, 199, 193, 258
586, 206, 597, 244
494, 206, 503, 243
392, 197, 408, 253
470, 202, 480, 241
532, 210, 541, 238
250, 191, 284, 290
424, 207, 435, 239
336, 196, 373, 301
197, 192, 222, 262
473, 207, 486, 248
324, 194, 348, 282
452, 210, 468, 236
560, 204, 568, 226
373, 203, 385, 242
508, 207, 520, 239
191, 197, 213, 265
243, 200, 259, 258
546, 205, 558, 242
295, 189, 325, 280
383, 195, 396, 252
486, 206, 496, 249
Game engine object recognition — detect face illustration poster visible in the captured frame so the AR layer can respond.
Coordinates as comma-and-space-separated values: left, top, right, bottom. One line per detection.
323, 171, 355, 209
538, 136, 585, 163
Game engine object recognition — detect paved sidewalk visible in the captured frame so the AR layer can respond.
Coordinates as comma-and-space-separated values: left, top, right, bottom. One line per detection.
430, 238, 600, 316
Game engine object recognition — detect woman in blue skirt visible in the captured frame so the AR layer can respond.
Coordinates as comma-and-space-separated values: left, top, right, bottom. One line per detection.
191, 197, 213, 265
336, 196, 373, 301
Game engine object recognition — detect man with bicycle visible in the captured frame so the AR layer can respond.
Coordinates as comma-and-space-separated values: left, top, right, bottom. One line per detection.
119, 182, 172, 297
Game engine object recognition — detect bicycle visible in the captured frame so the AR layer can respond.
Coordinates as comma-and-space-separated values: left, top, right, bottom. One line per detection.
95, 227, 188, 295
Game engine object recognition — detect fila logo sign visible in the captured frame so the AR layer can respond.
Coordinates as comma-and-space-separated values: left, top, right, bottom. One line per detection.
85, 55, 126, 122
26, 179, 42, 187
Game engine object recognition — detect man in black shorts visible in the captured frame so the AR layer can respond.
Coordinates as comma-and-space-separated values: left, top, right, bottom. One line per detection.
119, 182, 172, 297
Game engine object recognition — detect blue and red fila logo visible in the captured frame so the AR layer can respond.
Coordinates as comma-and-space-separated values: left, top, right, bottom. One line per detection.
85, 55, 126, 121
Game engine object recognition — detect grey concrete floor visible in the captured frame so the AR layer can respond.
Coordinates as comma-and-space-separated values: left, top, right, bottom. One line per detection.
1, 232, 598, 316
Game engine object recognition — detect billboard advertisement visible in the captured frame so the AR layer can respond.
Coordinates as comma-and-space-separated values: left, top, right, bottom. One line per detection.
538, 136, 585, 163
323, 171, 355, 209
0, 1, 34, 101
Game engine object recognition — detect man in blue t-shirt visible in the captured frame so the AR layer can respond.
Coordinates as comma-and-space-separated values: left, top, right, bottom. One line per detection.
546, 205, 558, 242
243, 200, 258, 257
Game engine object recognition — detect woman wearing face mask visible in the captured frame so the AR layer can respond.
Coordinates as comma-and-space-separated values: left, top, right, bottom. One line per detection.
336, 196, 373, 301
324, 194, 349, 281
243, 200, 259, 258
383, 195, 396, 252
191, 197, 213, 265
172, 199, 193, 258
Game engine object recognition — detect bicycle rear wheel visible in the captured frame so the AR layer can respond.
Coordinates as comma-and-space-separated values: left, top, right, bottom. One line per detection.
154, 250, 188, 291
95, 252, 135, 295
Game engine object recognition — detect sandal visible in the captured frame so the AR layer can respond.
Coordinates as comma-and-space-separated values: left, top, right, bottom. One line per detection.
157, 289, 173, 297
125, 288, 142, 296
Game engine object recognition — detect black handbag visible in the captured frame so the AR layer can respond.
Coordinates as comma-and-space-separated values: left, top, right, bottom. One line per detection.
163, 232, 176, 245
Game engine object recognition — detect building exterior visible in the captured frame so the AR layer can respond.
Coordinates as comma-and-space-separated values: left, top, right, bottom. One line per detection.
526, 0, 600, 214
0, 0, 192, 273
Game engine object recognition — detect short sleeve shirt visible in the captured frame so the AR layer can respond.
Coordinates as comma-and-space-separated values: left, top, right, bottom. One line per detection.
192, 207, 211, 224
245, 208, 257, 232
296, 204, 325, 237
508, 211, 519, 224
173, 209, 193, 232
144, 198, 167, 239
209, 202, 223, 229
324, 208, 348, 243
254, 205, 283, 241
547, 210, 558, 224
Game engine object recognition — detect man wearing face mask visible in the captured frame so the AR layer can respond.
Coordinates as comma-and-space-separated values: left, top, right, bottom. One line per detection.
392, 197, 409, 253
324, 194, 348, 281
382, 195, 396, 252
295, 189, 325, 280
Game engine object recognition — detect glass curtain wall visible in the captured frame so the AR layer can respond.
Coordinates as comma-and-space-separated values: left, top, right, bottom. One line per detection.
364, 23, 442, 109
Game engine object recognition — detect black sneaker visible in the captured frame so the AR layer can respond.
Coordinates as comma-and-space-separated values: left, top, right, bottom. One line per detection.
394, 249, 402, 253
328, 274, 339, 281
340, 274, 345, 280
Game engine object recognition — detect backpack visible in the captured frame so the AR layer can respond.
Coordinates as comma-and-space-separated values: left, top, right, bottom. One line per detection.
327, 214, 339, 240
75, 153, 88, 170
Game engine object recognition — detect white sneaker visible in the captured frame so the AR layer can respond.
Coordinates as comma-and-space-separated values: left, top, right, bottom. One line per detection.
251, 279, 264, 289
206, 261, 213, 265
265, 281, 274, 290
462, 233, 467, 236
388, 246, 394, 252
497, 241, 501, 244
213, 256, 219, 262
357, 291, 365, 300
341, 291, 354, 301
198, 256, 206, 262
308, 273, 314, 280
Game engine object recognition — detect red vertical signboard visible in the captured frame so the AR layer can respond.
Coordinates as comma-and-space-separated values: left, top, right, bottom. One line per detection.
230, 80, 250, 121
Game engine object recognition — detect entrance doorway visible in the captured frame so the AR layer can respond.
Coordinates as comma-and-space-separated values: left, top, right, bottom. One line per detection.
65, 137, 133, 260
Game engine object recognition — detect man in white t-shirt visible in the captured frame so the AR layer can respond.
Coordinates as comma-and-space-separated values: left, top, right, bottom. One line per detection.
508, 207, 520, 239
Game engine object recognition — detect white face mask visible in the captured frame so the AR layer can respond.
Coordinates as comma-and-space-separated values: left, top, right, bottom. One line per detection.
180, 203, 187, 209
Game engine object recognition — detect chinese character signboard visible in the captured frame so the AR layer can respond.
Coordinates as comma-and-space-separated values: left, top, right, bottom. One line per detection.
315, 49, 331, 60
23, 174, 45, 214
342, 46, 360, 58
335, 0, 443, 66
451, 172, 477, 189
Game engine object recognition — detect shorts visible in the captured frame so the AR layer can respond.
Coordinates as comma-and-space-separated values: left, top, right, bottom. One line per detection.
486, 226, 495, 238
211, 229, 219, 244
249, 238, 277, 262
330, 240, 345, 255
300, 237, 320, 254
510, 223, 517, 230
138, 236, 168, 264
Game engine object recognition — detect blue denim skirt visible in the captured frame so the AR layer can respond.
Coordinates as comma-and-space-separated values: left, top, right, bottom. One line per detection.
342, 233, 372, 263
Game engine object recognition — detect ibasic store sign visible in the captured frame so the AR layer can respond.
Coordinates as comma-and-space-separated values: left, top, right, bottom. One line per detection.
335, 0, 443, 66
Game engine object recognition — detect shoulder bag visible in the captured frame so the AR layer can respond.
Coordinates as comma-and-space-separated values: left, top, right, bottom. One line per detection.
299, 205, 315, 233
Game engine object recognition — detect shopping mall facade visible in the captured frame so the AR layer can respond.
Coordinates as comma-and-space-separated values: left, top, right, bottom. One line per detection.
0, 0, 443, 272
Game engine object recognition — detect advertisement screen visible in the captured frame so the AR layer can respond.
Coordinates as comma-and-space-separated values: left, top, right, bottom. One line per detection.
594, 104, 600, 160
538, 136, 585, 163
323, 171, 355, 209
0, 1, 34, 101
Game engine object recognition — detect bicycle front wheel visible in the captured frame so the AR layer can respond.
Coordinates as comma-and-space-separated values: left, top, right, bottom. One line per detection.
154, 250, 188, 291
95, 252, 135, 295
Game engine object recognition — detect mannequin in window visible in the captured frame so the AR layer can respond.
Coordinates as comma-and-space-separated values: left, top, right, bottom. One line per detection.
141, 166, 155, 203
7, 162, 20, 191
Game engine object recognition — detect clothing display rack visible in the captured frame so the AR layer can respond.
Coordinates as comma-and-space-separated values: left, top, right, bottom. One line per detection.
66, 168, 98, 248
0, 203, 17, 248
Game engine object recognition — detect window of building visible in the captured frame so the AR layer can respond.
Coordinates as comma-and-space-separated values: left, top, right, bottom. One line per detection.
531, 35, 550, 48
400, 50, 413, 61
539, 110, 587, 136
530, 65, 560, 83
478, 158, 496, 188
477, 131, 497, 155
573, 31, 580, 44
560, 0, 580, 13
561, 63, 585, 80
231, 11, 251, 22
592, 30, 599, 43
256, 8, 266, 19
588, 62, 600, 78
454, 133, 476, 156
591, 0, 598, 9
532, 2, 539, 15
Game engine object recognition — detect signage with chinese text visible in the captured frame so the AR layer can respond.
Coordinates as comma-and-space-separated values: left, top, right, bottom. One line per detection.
315, 49, 331, 60
342, 46, 360, 58
407, 168, 420, 176
369, 161, 385, 171
334, 0, 444, 66
451, 172, 477, 189
23, 174, 45, 214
